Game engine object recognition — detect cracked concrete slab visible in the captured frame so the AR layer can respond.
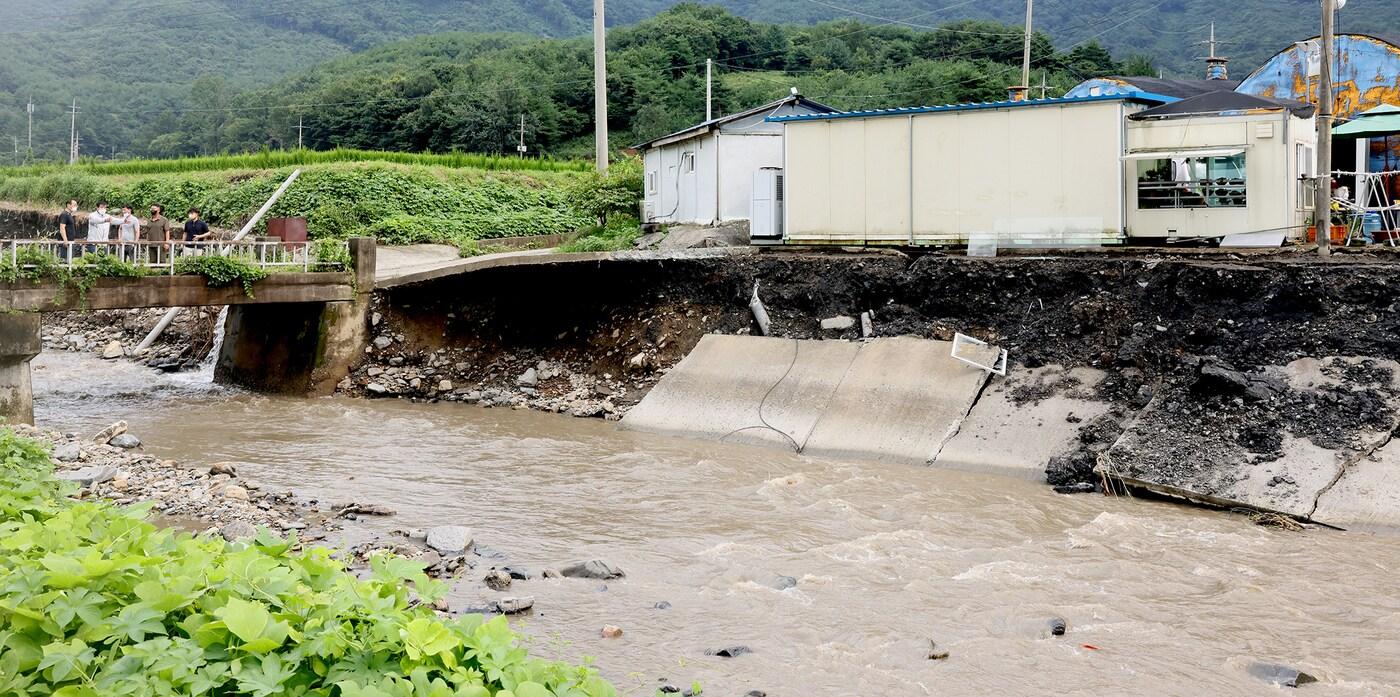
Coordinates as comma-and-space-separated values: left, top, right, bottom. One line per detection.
934, 366, 1111, 480
623, 335, 989, 466
1313, 435, 1400, 530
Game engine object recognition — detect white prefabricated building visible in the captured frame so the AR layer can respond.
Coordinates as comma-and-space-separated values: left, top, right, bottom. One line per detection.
1124, 94, 1318, 242
638, 95, 835, 226
771, 95, 1159, 246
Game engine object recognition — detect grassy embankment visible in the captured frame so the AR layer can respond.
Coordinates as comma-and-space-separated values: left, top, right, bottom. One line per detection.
0, 150, 642, 256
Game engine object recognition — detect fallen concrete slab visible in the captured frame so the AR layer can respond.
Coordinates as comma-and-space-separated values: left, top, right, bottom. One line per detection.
624, 335, 993, 466
1314, 435, 1400, 530
935, 366, 1111, 480
1103, 357, 1400, 528
801, 337, 989, 464
619, 335, 860, 450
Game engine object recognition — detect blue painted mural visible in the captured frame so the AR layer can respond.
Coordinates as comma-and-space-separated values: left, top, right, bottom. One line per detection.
1238, 34, 1400, 119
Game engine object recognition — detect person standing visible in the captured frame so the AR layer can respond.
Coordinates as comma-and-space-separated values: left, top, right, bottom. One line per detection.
144, 204, 172, 264
56, 199, 78, 260
181, 208, 213, 253
86, 202, 115, 255
114, 205, 141, 261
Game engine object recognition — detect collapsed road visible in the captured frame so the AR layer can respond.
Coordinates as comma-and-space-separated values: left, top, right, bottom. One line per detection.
339, 246, 1400, 529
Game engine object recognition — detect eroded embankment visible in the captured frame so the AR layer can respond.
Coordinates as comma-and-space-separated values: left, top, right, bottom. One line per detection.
347, 251, 1400, 524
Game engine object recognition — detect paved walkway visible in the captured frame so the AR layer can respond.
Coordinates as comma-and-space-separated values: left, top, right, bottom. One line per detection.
374, 244, 753, 289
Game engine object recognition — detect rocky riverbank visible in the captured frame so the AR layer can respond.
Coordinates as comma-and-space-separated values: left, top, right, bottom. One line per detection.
40, 307, 223, 370
27, 418, 621, 614
335, 298, 668, 418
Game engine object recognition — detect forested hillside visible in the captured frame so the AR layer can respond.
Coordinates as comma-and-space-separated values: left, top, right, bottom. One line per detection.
0, 0, 1392, 161
131, 6, 1145, 159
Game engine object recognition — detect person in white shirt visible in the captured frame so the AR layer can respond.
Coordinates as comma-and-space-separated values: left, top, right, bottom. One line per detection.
113, 205, 141, 261
86, 202, 115, 255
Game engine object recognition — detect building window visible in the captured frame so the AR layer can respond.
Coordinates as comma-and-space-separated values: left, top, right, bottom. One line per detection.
682, 152, 696, 173
1137, 154, 1247, 209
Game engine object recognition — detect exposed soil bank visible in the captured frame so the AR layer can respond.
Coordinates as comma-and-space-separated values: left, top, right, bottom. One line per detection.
348, 250, 1400, 522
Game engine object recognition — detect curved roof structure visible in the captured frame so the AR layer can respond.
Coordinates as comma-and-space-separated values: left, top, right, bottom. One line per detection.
1238, 33, 1400, 119
1064, 76, 1238, 101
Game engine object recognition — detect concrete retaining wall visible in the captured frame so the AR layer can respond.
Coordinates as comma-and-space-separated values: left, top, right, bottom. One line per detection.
623, 335, 998, 466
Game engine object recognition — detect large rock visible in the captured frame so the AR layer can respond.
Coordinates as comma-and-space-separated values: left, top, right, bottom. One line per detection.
220, 521, 258, 541
517, 368, 539, 387
101, 341, 124, 360
109, 434, 142, 450
52, 442, 81, 462
425, 526, 474, 555
57, 466, 118, 487
560, 559, 625, 580
92, 421, 128, 445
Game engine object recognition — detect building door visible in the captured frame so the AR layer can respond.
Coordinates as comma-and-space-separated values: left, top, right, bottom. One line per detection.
677, 151, 698, 222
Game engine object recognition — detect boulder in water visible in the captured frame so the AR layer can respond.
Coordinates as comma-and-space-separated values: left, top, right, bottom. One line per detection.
425, 526, 474, 555
560, 559, 625, 580
1247, 662, 1318, 687
109, 434, 141, 450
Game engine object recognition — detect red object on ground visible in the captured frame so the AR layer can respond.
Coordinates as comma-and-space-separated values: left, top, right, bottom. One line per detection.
1081, 644, 1101, 651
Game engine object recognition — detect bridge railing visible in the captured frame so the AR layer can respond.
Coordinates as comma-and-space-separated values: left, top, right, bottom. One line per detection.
0, 239, 348, 275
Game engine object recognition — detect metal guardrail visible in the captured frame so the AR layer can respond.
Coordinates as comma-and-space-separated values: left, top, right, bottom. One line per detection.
0, 239, 346, 275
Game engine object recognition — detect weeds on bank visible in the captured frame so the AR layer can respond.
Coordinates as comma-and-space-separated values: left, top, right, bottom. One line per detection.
0, 427, 617, 696
174, 255, 270, 298
0, 250, 148, 307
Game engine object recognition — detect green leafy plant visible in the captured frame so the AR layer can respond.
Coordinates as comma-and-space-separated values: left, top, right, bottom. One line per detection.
564, 159, 643, 222
0, 427, 617, 696
559, 215, 642, 253
174, 255, 270, 298
310, 239, 353, 272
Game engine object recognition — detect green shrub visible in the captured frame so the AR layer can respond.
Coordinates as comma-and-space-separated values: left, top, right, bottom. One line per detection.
558, 215, 642, 253
174, 255, 270, 297
0, 427, 616, 696
564, 159, 643, 221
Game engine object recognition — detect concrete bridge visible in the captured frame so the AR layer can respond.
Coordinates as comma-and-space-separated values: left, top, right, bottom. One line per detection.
0, 238, 376, 424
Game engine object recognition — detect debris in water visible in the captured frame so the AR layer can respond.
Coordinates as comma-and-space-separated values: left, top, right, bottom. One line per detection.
1249, 511, 1305, 531
706, 646, 752, 658
1049, 618, 1067, 636
1081, 644, 1100, 651
600, 625, 623, 639
1247, 662, 1318, 687
926, 640, 950, 660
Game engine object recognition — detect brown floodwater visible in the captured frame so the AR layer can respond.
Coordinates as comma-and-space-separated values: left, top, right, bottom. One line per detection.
32, 351, 1400, 696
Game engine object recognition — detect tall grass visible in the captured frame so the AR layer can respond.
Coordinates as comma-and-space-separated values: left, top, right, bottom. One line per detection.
0, 147, 591, 178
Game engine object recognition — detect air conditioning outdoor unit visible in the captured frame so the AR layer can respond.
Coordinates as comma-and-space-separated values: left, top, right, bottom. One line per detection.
751, 167, 784, 241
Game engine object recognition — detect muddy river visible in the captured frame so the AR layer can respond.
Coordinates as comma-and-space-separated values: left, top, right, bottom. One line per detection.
31, 351, 1400, 696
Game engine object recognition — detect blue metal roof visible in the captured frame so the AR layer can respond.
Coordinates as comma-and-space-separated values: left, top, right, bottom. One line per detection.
766, 92, 1177, 123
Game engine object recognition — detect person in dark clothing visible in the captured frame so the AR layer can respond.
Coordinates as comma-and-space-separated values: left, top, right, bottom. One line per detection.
181, 208, 213, 252
56, 199, 78, 260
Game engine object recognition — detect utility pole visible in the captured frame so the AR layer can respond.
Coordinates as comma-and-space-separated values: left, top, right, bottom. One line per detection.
1010, 0, 1033, 101
68, 99, 79, 165
1038, 71, 1049, 100
26, 99, 33, 156
11, 137, 17, 167
1316, 0, 1335, 257
593, 0, 609, 172
706, 58, 713, 121
517, 114, 527, 158
1198, 22, 1231, 80
295, 116, 306, 150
